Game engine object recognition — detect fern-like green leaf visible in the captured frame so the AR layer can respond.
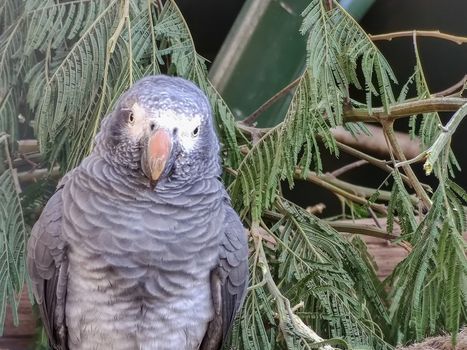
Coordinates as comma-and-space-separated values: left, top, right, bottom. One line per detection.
0, 141, 27, 335
389, 184, 467, 343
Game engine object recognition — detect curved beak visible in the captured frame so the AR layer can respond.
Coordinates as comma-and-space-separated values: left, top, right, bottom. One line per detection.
143, 129, 172, 183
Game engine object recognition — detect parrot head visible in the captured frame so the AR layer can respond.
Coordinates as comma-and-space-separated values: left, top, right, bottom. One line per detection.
100, 75, 221, 187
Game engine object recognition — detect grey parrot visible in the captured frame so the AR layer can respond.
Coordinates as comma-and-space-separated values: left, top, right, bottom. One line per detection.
27, 75, 249, 350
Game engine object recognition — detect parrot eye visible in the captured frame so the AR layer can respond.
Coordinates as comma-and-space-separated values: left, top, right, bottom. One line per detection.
191, 126, 200, 137
128, 111, 135, 124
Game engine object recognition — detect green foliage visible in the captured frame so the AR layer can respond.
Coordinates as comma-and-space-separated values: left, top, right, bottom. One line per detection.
301, 1, 396, 118
231, 0, 399, 224
0, 138, 27, 334
386, 172, 417, 237
389, 180, 467, 344
408, 41, 460, 177
275, 202, 391, 349
385, 38, 467, 345
0, 0, 466, 349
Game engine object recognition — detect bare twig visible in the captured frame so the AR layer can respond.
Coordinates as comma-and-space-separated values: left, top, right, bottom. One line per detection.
381, 121, 432, 209
367, 207, 382, 229
424, 102, 467, 175
241, 77, 301, 126
295, 168, 388, 215
17, 139, 39, 154
344, 97, 467, 122
323, 174, 418, 205
328, 221, 397, 240
332, 124, 421, 158
19, 153, 39, 169
238, 96, 467, 124
433, 74, 467, 97
335, 141, 430, 192
370, 30, 467, 45
331, 160, 368, 177
17, 166, 60, 183
12, 153, 42, 168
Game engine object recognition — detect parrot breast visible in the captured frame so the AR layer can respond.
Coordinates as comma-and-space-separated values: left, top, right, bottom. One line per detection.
62, 156, 224, 349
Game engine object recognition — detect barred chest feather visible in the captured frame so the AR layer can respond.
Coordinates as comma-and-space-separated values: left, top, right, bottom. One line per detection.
61, 157, 225, 349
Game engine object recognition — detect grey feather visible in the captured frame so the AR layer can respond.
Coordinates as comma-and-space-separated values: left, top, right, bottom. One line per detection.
200, 202, 249, 350
27, 185, 68, 349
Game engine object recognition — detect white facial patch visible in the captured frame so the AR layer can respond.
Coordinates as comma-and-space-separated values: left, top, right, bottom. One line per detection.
125, 102, 148, 141
155, 109, 202, 152
124, 103, 202, 152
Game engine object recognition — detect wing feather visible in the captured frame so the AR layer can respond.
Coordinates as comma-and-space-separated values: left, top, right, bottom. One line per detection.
200, 201, 249, 350
27, 187, 68, 349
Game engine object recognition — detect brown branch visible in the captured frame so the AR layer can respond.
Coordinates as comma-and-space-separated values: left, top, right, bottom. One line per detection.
344, 97, 467, 122
433, 74, 467, 97
17, 139, 39, 154
238, 96, 467, 125
19, 153, 39, 169
370, 30, 467, 45
321, 174, 418, 205
13, 153, 41, 168
367, 207, 382, 229
335, 141, 431, 192
236, 122, 432, 197
331, 160, 368, 177
295, 168, 388, 215
332, 124, 421, 159
328, 221, 397, 240
241, 77, 301, 126
382, 121, 432, 209
17, 166, 60, 183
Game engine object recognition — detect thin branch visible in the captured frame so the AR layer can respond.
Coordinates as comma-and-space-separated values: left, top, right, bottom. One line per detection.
335, 141, 431, 192
12, 153, 41, 168
328, 221, 397, 240
295, 168, 388, 215
241, 77, 301, 126
238, 96, 467, 125
332, 124, 421, 159
433, 74, 467, 97
252, 230, 337, 350
322, 174, 418, 205
381, 121, 432, 209
331, 160, 368, 177
367, 207, 382, 229
370, 30, 467, 45
19, 153, 39, 169
344, 97, 467, 122
424, 102, 467, 175
17, 166, 60, 183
